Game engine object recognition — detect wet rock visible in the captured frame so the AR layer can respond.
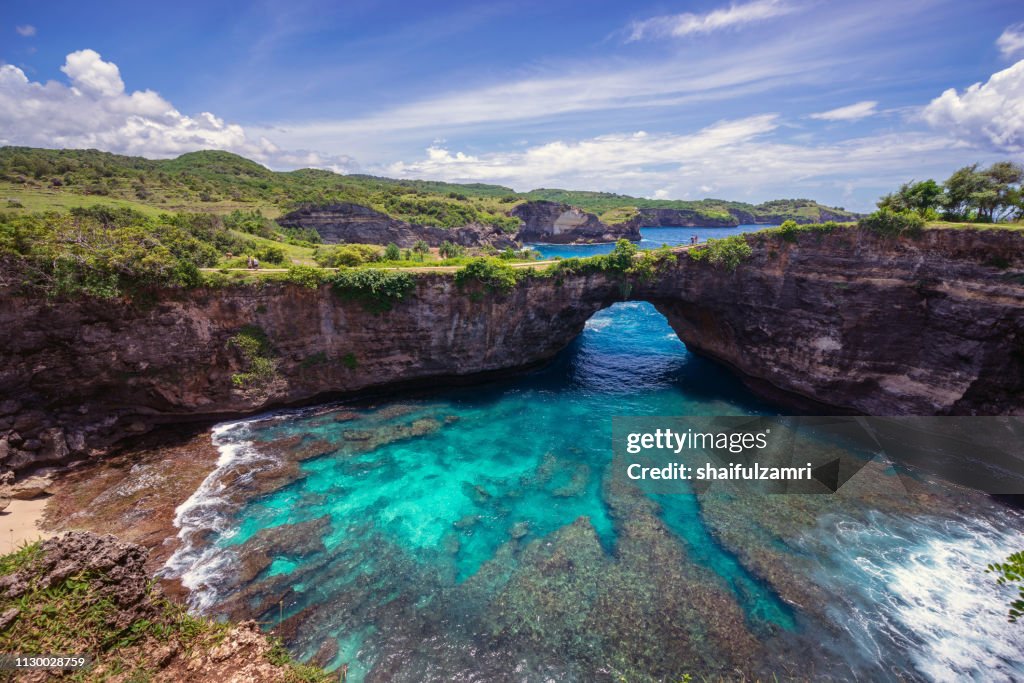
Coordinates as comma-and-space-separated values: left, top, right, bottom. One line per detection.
552, 463, 590, 498
509, 521, 530, 540
441, 531, 461, 555
453, 514, 480, 530
462, 482, 492, 505
235, 516, 331, 584
310, 638, 339, 668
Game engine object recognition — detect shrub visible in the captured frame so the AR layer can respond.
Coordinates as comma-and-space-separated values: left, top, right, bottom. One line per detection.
604, 239, 638, 272
779, 219, 800, 242
384, 243, 401, 261
255, 245, 286, 264
332, 268, 414, 312
438, 240, 465, 258
314, 243, 381, 267
859, 208, 926, 237
285, 265, 329, 289
689, 234, 752, 271
455, 258, 519, 292
227, 325, 276, 388
628, 245, 677, 281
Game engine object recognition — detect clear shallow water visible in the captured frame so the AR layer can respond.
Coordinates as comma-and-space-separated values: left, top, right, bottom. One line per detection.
165, 228, 1024, 681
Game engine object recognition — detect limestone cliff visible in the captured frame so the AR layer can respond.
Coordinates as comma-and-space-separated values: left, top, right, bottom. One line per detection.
1, 227, 1021, 473
622, 206, 859, 229
278, 202, 517, 249
511, 200, 641, 243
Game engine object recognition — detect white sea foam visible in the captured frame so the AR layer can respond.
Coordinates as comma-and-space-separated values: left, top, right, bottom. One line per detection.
803, 510, 1024, 681
161, 418, 282, 612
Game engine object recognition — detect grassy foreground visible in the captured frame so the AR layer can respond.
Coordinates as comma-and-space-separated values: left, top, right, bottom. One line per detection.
0, 538, 334, 682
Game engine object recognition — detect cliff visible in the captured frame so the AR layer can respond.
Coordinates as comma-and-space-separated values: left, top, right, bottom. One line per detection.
623, 206, 859, 229
511, 201, 641, 243
624, 208, 738, 228
1, 227, 1021, 474
0, 531, 329, 681
278, 202, 517, 249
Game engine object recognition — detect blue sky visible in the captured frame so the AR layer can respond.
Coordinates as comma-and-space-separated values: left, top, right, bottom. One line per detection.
2, 0, 1023, 210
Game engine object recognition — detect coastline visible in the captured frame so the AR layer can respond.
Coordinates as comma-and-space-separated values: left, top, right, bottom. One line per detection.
0, 496, 53, 554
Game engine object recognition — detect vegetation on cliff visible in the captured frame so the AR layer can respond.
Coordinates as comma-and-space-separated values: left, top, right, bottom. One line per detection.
1, 146, 857, 235
875, 162, 1023, 224
688, 234, 753, 271
520, 188, 857, 225
0, 534, 331, 682
331, 268, 414, 312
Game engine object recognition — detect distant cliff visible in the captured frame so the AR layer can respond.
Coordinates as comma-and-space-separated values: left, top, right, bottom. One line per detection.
511, 201, 641, 243
1, 226, 1020, 474
278, 203, 517, 249
622, 206, 860, 229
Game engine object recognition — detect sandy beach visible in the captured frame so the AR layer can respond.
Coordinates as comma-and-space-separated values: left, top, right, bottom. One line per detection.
0, 497, 53, 555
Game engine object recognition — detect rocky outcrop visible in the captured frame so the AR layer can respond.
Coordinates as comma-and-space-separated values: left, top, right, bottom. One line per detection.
624, 208, 738, 229
0, 531, 312, 682
278, 202, 517, 249
511, 200, 640, 243
0, 227, 1021, 473
623, 206, 860, 229
638, 228, 1024, 416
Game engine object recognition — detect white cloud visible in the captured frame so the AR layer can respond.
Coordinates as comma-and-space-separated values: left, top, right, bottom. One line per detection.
380, 114, 967, 209
627, 0, 796, 42
60, 49, 124, 97
15, 24, 36, 37
809, 100, 878, 121
997, 24, 1024, 59
0, 50, 356, 172
921, 59, 1024, 153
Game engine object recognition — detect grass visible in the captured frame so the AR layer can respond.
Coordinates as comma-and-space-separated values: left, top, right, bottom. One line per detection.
0, 540, 334, 682
925, 220, 1024, 231
0, 183, 167, 217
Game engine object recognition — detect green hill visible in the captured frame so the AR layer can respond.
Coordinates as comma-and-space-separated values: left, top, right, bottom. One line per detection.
0, 146, 857, 226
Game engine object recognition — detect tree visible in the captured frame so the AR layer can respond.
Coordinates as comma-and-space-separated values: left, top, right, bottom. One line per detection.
383, 242, 401, 261
412, 239, 430, 259
877, 179, 943, 216
942, 164, 988, 219
942, 162, 1023, 222
988, 551, 1024, 623
438, 240, 464, 259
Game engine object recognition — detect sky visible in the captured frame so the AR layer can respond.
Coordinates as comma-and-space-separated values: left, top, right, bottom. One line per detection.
1, 0, 1023, 211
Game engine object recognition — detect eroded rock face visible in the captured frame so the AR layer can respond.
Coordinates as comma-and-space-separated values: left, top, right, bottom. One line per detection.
623, 206, 859, 228
0, 227, 1021, 473
625, 207, 739, 228
0, 531, 308, 683
511, 200, 641, 243
278, 202, 517, 249
634, 228, 1024, 416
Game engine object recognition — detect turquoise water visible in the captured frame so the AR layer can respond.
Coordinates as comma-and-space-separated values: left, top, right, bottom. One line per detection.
165, 226, 1024, 681
530, 224, 771, 258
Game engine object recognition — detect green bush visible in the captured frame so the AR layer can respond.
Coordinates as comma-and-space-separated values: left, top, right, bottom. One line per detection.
284, 265, 329, 289
227, 325, 276, 388
604, 239, 638, 272
332, 268, 414, 312
859, 208, 926, 237
455, 257, 520, 292
438, 240, 466, 258
689, 234, 753, 271
779, 219, 800, 242
383, 243, 401, 261
255, 245, 286, 264
314, 243, 381, 267
988, 551, 1024, 623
